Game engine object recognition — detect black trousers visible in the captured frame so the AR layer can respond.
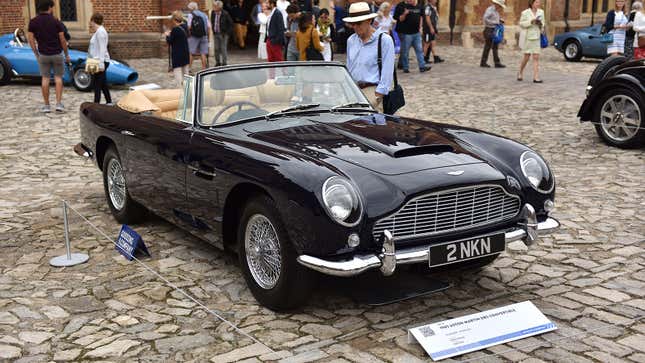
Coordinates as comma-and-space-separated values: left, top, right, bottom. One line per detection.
480, 27, 500, 65
93, 62, 112, 104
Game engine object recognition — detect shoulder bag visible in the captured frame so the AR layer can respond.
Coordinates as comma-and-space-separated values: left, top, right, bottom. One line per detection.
377, 33, 405, 115
492, 24, 504, 45
305, 28, 324, 60
600, 33, 615, 43
540, 32, 549, 48
85, 58, 101, 74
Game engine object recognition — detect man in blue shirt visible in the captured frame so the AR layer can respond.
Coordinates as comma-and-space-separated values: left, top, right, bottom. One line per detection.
344, 2, 395, 113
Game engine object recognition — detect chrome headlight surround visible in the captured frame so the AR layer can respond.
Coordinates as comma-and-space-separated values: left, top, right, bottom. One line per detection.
321, 176, 363, 227
520, 151, 554, 193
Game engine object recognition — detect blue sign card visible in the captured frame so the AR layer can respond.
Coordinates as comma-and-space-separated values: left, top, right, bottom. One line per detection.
115, 225, 151, 261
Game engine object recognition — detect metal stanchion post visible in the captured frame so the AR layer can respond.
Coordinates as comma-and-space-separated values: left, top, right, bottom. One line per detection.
50, 201, 90, 267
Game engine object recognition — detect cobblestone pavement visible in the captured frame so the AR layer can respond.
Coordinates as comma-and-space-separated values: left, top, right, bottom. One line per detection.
0, 45, 643, 363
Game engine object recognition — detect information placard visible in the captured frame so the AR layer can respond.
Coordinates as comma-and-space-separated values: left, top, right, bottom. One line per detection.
408, 301, 556, 361
115, 225, 150, 261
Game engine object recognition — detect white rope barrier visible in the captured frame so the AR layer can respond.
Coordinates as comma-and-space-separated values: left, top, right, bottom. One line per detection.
62, 200, 275, 354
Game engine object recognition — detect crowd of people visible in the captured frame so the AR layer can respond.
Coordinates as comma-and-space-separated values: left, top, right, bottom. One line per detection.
603, 0, 645, 59
24, 0, 645, 114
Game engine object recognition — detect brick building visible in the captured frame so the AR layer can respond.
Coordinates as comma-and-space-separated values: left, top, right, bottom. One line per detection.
430, 0, 632, 48
0, 0, 632, 58
0, 0, 209, 58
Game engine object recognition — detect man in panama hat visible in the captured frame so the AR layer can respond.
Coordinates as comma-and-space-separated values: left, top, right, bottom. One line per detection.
344, 2, 395, 113
480, 0, 506, 68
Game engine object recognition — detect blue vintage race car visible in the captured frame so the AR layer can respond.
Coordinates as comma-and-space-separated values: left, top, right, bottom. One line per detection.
0, 29, 138, 91
553, 24, 609, 62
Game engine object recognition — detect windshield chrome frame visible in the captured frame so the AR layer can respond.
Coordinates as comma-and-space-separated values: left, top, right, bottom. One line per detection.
193, 62, 371, 128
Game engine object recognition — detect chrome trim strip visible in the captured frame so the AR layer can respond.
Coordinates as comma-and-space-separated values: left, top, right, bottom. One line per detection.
297, 204, 560, 277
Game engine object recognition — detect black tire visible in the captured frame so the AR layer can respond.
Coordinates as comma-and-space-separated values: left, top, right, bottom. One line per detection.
563, 39, 583, 62
72, 67, 94, 92
593, 86, 644, 148
0, 56, 12, 86
587, 55, 627, 88
102, 147, 147, 223
237, 195, 314, 311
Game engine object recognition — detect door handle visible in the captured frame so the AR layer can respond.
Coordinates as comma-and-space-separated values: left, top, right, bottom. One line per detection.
121, 130, 136, 136
188, 165, 217, 179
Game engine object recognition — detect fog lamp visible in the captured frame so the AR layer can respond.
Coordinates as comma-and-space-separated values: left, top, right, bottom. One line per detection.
544, 199, 555, 212
347, 233, 360, 248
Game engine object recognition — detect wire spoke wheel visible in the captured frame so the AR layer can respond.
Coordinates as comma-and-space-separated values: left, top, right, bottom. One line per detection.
107, 158, 126, 211
600, 94, 641, 142
244, 214, 282, 290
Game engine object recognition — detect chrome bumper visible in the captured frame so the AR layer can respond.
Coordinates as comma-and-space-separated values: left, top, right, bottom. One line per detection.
297, 204, 559, 277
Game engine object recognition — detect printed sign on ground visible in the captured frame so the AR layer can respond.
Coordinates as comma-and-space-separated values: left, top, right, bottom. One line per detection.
115, 224, 150, 261
408, 301, 557, 361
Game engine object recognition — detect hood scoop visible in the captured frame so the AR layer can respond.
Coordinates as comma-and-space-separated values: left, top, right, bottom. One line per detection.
393, 144, 454, 158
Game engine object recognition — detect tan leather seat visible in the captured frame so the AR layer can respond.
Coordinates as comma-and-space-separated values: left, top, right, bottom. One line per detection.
117, 89, 181, 120
257, 80, 294, 103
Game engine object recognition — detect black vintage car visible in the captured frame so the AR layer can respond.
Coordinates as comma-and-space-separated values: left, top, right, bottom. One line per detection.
578, 57, 645, 148
75, 62, 559, 310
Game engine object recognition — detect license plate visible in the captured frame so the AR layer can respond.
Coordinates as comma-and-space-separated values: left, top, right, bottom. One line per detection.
428, 233, 505, 267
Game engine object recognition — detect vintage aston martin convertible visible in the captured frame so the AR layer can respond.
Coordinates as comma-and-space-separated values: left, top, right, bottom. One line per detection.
75, 62, 559, 310
0, 29, 138, 91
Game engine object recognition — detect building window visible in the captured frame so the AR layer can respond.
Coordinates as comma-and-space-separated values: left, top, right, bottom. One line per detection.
59, 0, 78, 22
581, 0, 612, 14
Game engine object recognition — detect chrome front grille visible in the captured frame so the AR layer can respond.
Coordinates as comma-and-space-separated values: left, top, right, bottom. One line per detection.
372, 185, 521, 240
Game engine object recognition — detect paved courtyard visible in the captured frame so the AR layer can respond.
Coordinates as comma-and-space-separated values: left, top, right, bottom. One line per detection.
0, 46, 643, 362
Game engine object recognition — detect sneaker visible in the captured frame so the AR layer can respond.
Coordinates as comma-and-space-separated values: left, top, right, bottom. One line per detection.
494, 63, 506, 68
434, 56, 445, 63
55, 103, 65, 112
403, 69, 410, 73
106, 102, 114, 106
420, 66, 432, 73
41, 105, 51, 113
480, 63, 491, 68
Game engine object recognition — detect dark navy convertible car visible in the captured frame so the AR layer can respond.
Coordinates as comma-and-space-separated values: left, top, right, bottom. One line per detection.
75, 62, 560, 310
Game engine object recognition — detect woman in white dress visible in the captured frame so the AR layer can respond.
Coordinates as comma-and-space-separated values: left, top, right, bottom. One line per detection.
604, 0, 630, 55
257, 1, 269, 60
373, 2, 395, 34
316, 8, 334, 61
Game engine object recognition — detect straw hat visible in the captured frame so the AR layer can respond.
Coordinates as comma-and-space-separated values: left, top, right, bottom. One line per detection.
492, 0, 507, 9
342, 2, 378, 23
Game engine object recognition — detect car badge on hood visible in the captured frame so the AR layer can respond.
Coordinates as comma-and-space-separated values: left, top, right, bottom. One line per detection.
447, 170, 464, 176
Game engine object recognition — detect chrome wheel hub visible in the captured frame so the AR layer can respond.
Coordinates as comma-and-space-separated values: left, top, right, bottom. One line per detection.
565, 43, 578, 58
245, 214, 282, 290
107, 158, 126, 211
74, 69, 91, 88
600, 94, 641, 142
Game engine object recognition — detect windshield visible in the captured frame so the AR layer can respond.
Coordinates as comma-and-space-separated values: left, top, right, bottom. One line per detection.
198, 65, 370, 126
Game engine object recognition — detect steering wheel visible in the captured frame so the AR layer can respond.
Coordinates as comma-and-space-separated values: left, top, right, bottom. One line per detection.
212, 100, 263, 124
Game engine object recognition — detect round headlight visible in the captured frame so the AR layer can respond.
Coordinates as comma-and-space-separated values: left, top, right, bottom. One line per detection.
520, 151, 553, 193
322, 176, 362, 226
